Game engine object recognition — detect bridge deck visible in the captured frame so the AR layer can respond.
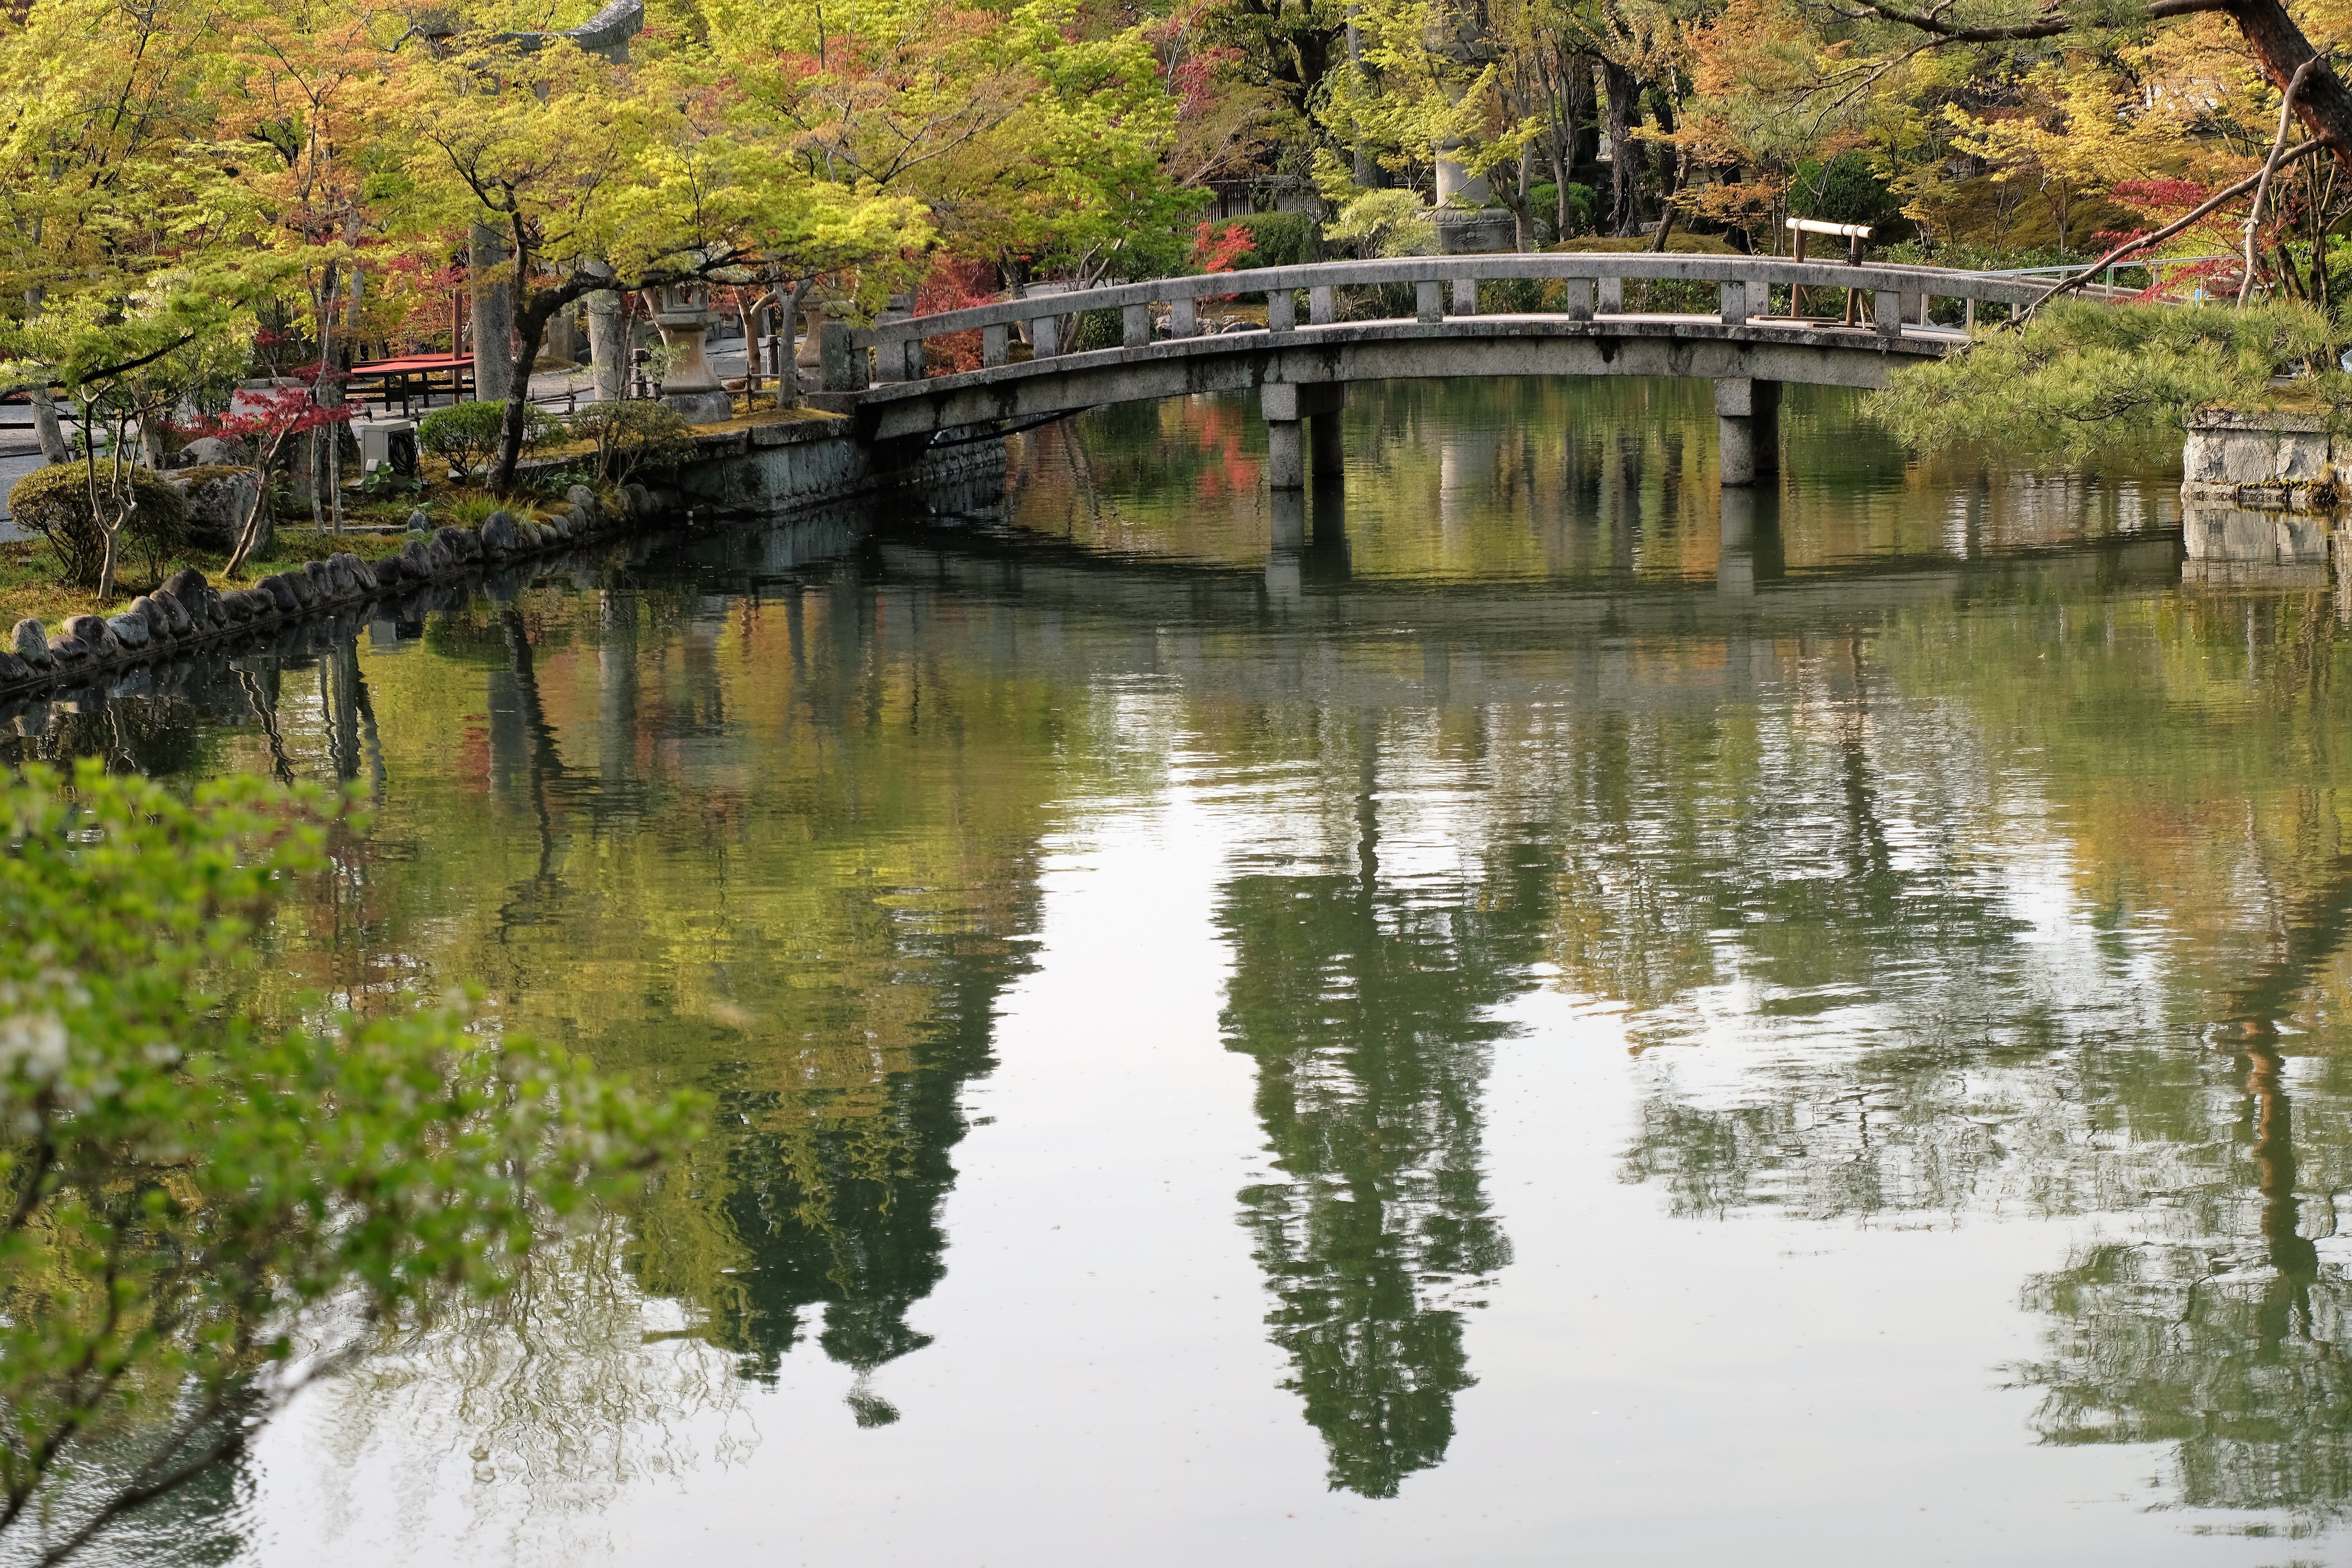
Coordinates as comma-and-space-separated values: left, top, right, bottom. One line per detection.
848, 310, 1971, 443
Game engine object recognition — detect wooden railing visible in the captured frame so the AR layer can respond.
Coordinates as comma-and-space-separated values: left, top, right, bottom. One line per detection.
847, 254, 2062, 387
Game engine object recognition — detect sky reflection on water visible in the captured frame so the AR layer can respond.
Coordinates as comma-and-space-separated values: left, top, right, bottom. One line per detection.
30, 377, 2352, 1567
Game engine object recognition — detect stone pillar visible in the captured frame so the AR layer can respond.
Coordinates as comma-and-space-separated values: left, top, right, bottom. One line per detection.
469, 224, 515, 403
1312, 410, 1345, 479
818, 317, 861, 392
585, 272, 627, 404
1719, 486, 1756, 597
1264, 382, 1346, 492
1715, 377, 1781, 487
1434, 155, 1489, 207
1267, 419, 1305, 490
1266, 488, 1307, 602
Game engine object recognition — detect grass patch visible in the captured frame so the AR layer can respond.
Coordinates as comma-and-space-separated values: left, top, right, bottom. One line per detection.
0, 472, 606, 631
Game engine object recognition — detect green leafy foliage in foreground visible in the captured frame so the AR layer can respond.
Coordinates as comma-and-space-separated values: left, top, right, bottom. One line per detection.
0, 762, 702, 1566
1870, 301, 2343, 464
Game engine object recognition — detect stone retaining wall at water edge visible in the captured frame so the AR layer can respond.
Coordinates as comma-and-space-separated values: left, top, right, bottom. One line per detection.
670, 415, 1005, 514
2182, 409, 2352, 588
0, 421, 1007, 704
2183, 408, 2352, 511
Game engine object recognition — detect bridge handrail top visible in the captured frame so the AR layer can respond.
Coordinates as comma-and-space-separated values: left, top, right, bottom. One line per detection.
860, 254, 2053, 343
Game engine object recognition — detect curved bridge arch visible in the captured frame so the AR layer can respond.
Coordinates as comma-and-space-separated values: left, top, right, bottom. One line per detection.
820, 253, 2079, 486
828, 254, 2076, 482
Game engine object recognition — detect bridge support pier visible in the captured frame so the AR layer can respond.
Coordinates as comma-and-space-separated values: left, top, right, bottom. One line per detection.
1264, 383, 1347, 490
1267, 489, 1307, 603
1715, 377, 1782, 487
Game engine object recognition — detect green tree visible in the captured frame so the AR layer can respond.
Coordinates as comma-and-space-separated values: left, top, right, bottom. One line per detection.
0, 761, 699, 1566
379, 29, 925, 490
1870, 298, 2338, 462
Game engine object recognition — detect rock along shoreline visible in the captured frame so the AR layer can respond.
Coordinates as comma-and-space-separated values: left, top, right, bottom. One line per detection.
0, 483, 650, 702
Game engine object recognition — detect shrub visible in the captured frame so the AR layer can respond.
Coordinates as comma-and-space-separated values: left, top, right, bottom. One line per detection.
566, 399, 695, 485
419, 400, 556, 477
0, 761, 699, 1564
6, 461, 189, 589
1792, 151, 1900, 231
1325, 190, 1439, 260
1072, 308, 1124, 352
1529, 183, 1596, 242
1222, 211, 1317, 270
1871, 299, 2339, 463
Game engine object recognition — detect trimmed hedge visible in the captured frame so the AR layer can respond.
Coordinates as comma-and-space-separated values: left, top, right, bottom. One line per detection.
7, 461, 189, 588
419, 399, 557, 476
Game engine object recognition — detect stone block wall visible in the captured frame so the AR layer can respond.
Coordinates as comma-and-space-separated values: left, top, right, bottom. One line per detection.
674, 419, 1005, 516
2183, 408, 2350, 510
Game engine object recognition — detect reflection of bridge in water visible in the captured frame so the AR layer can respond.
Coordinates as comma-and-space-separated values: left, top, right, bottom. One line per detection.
822, 496, 2187, 715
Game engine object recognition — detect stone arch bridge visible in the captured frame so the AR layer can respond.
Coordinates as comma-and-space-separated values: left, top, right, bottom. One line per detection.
819, 254, 2064, 487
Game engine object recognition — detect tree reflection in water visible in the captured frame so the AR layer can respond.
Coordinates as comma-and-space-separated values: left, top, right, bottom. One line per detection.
1215, 725, 1534, 1497
2013, 869, 2352, 1526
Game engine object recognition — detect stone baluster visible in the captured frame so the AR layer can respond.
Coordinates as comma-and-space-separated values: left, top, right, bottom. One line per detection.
1562, 278, 1594, 322
983, 324, 1009, 368
1875, 289, 1904, 341
1719, 279, 1748, 327
1416, 281, 1443, 323
1171, 297, 1199, 338
1268, 289, 1296, 332
1309, 287, 1336, 326
1451, 278, 1476, 316
1123, 305, 1152, 348
1599, 275, 1624, 313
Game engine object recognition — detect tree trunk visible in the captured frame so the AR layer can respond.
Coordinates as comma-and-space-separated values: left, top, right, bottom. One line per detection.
1346, 9, 1387, 188
1601, 59, 1648, 237
29, 389, 69, 464
490, 286, 558, 494
316, 264, 351, 533
1503, 145, 1537, 251
2229, 0, 2352, 163
779, 276, 815, 404
470, 223, 515, 404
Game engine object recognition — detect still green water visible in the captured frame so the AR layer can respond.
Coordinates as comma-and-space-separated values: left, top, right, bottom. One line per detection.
61, 377, 2352, 1564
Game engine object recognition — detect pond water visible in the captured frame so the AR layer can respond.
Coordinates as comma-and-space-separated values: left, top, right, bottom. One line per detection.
45, 377, 2352, 1566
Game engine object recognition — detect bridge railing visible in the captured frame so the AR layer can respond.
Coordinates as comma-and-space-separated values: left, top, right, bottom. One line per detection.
849, 253, 2062, 386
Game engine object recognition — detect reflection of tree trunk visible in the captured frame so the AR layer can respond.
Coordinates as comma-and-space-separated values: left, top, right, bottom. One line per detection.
236, 664, 295, 786
2243, 1044, 2319, 1284
322, 636, 362, 783
499, 609, 568, 887
597, 591, 639, 793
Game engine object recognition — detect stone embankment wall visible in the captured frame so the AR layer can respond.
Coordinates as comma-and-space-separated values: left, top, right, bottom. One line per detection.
0, 423, 1005, 704
2182, 409, 2351, 511
673, 416, 1005, 514
2180, 409, 2352, 588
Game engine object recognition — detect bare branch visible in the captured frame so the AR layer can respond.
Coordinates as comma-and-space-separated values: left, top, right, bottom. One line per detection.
2241, 57, 2321, 305
2027, 138, 2327, 313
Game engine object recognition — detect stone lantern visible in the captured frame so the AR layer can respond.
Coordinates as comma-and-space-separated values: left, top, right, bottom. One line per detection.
651, 281, 734, 425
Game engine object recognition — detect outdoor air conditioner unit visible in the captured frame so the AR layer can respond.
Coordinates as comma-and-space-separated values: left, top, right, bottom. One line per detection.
359, 420, 419, 477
